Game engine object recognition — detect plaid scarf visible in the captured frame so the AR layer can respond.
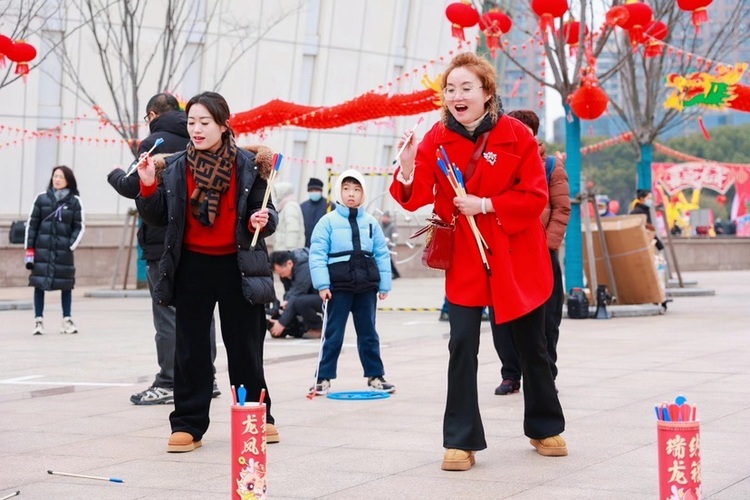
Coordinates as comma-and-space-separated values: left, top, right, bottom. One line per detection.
186, 135, 238, 226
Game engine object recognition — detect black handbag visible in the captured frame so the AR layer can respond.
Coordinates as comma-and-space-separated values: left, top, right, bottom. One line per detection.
9, 220, 26, 244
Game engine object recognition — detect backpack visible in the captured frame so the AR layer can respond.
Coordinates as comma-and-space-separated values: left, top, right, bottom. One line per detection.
544, 156, 555, 186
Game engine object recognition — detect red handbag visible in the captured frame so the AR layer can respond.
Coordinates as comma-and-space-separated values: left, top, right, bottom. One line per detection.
411, 215, 456, 270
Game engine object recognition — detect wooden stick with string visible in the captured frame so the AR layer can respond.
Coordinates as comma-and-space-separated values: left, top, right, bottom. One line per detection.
251, 153, 283, 247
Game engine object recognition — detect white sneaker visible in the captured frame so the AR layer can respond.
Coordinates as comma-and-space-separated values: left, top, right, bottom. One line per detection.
33, 317, 44, 335
61, 317, 78, 334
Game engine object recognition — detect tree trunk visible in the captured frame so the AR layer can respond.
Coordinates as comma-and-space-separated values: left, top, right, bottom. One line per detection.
564, 104, 584, 290
637, 143, 653, 190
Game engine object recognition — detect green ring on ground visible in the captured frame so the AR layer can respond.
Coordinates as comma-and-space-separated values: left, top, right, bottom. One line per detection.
327, 391, 391, 400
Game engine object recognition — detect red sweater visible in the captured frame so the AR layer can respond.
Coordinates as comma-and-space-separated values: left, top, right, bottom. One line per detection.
141, 166, 238, 255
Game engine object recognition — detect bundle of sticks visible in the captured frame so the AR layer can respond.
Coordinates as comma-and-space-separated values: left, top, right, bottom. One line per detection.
436, 146, 491, 275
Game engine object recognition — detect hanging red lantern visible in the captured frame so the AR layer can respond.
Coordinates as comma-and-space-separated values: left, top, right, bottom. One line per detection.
445, 1, 480, 41
568, 69, 609, 120
605, 6, 630, 27
0, 34, 13, 68
621, 1, 653, 47
479, 9, 512, 58
531, 0, 569, 34
643, 20, 668, 57
560, 21, 589, 56
6, 40, 37, 81
677, 0, 713, 33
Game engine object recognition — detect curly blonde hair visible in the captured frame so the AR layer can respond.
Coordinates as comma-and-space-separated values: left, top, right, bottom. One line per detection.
440, 52, 498, 126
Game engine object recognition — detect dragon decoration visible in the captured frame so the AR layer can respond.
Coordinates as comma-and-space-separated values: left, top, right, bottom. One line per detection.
664, 63, 750, 113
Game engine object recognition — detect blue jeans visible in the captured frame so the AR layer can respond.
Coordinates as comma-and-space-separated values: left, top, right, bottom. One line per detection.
318, 291, 385, 381
34, 287, 71, 317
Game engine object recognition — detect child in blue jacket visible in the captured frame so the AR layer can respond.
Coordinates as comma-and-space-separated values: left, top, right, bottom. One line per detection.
308, 169, 394, 395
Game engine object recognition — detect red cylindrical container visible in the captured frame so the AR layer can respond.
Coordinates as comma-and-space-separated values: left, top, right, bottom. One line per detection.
657, 420, 701, 499
231, 403, 268, 499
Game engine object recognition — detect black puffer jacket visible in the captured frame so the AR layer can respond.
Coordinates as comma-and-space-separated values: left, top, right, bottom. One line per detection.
139, 110, 190, 157
25, 189, 85, 290
136, 147, 278, 306
107, 110, 190, 260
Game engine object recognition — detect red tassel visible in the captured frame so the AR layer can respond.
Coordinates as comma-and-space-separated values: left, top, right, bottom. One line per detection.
539, 14, 554, 34
486, 35, 499, 58
692, 8, 709, 30
510, 76, 523, 97
451, 24, 466, 41
698, 116, 711, 140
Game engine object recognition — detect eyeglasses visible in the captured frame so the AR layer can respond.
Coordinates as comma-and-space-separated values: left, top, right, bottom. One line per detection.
442, 85, 484, 101
143, 112, 152, 123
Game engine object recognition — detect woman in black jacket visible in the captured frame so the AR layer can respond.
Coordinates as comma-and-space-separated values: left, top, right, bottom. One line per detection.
25, 166, 84, 335
136, 91, 279, 453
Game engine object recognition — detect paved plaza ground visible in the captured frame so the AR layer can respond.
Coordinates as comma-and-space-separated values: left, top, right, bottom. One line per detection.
1, 271, 749, 499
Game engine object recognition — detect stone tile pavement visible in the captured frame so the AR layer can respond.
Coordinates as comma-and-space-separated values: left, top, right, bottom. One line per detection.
1, 271, 749, 499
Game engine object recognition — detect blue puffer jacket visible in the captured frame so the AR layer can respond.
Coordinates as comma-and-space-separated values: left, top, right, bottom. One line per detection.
309, 169, 391, 294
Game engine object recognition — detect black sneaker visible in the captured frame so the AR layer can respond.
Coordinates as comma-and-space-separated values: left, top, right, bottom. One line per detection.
212, 381, 221, 398
367, 376, 396, 393
130, 386, 174, 405
438, 311, 449, 322
494, 379, 520, 396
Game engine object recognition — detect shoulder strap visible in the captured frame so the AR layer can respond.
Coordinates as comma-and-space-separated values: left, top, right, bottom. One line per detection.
463, 131, 491, 183
545, 156, 555, 185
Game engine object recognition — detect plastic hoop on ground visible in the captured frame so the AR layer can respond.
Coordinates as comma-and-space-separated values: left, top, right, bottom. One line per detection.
326, 391, 391, 400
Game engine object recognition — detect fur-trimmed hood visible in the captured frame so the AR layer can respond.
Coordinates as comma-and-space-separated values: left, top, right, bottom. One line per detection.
151, 144, 276, 183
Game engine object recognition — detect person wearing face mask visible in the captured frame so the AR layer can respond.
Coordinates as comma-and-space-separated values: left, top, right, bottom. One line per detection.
25, 166, 85, 335
136, 91, 280, 452
390, 52, 566, 470
630, 189, 664, 251
300, 177, 332, 248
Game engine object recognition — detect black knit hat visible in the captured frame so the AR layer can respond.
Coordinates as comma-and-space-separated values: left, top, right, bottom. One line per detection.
307, 177, 324, 191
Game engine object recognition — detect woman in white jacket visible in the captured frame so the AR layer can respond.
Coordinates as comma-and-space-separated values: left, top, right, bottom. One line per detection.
272, 181, 306, 251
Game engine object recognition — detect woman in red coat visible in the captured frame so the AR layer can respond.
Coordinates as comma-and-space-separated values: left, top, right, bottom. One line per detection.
390, 52, 566, 471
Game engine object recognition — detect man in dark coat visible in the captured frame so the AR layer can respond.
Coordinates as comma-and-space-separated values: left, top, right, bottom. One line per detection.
107, 93, 219, 405
269, 248, 324, 339
300, 177, 332, 247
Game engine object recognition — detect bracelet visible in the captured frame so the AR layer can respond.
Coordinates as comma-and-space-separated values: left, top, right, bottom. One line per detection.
481, 197, 487, 214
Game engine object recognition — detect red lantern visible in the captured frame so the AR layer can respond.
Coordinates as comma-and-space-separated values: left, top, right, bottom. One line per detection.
561, 21, 589, 56
445, 1, 480, 41
716, 194, 727, 206
569, 69, 609, 120
621, 2, 653, 46
479, 9, 512, 58
531, 0, 569, 33
643, 20, 668, 57
0, 34, 13, 68
6, 40, 37, 81
677, 0, 713, 33
605, 6, 630, 27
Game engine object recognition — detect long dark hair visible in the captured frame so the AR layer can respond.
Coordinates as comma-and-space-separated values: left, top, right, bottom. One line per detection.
185, 91, 234, 137
48, 165, 79, 195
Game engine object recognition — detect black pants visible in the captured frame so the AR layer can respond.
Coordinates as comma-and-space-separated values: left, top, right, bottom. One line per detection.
492, 249, 563, 380
286, 294, 323, 330
171, 250, 272, 441
444, 302, 564, 450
